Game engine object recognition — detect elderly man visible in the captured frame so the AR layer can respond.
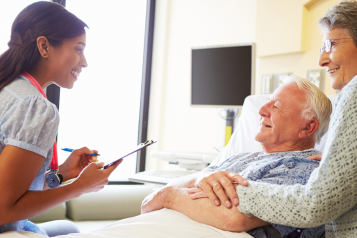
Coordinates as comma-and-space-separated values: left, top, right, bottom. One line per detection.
141, 76, 332, 238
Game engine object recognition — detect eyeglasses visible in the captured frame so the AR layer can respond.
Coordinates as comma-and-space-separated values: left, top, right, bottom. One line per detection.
320, 38, 352, 55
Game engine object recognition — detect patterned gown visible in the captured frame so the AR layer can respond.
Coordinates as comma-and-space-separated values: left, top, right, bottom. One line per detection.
236, 75, 357, 238
206, 149, 325, 238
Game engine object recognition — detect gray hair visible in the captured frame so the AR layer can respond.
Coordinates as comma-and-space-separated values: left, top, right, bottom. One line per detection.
285, 75, 332, 143
318, 1, 357, 47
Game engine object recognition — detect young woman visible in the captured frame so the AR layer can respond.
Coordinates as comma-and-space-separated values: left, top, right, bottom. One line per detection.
0, 1, 122, 236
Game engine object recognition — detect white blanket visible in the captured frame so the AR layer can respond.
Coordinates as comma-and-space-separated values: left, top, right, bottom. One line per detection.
0, 209, 252, 238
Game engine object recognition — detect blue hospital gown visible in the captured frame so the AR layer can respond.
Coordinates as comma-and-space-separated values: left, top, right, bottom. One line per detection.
0, 76, 59, 235
236, 75, 357, 238
206, 149, 325, 238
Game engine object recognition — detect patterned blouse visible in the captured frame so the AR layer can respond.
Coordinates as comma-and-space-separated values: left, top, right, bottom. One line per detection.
236, 75, 357, 238
0, 76, 59, 235
206, 149, 324, 238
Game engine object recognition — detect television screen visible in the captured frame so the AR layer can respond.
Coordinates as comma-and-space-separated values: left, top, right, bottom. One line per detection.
191, 44, 254, 107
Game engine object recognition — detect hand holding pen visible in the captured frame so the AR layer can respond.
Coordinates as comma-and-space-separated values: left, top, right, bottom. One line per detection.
62, 148, 100, 156
58, 147, 101, 182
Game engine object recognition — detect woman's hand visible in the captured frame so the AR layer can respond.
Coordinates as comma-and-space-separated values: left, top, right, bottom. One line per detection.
59, 147, 99, 181
187, 187, 208, 199
194, 171, 248, 208
308, 154, 322, 161
72, 159, 123, 194
188, 183, 240, 199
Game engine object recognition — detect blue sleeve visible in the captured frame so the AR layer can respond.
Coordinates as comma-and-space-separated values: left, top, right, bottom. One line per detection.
236, 76, 357, 228
204, 153, 250, 171
0, 96, 59, 158
271, 223, 325, 238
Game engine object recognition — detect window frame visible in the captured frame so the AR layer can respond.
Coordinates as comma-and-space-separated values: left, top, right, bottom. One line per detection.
49, 0, 155, 184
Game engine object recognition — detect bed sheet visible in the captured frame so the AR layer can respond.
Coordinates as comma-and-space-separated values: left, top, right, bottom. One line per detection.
0, 209, 252, 238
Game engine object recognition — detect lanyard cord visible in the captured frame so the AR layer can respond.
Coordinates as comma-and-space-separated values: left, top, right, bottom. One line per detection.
21, 72, 58, 170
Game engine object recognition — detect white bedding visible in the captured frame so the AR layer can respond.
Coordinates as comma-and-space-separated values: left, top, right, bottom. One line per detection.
0, 209, 252, 238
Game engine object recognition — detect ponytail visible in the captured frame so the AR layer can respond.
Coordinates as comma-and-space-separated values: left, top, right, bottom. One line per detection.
0, 1, 88, 90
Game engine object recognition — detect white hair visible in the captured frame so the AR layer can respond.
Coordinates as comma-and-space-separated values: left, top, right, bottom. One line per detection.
285, 75, 332, 143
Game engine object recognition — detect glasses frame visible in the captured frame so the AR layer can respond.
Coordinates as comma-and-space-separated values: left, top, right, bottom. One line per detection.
320, 38, 353, 55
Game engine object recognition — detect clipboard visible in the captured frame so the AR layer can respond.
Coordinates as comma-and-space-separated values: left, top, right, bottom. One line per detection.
102, 140, 157, 169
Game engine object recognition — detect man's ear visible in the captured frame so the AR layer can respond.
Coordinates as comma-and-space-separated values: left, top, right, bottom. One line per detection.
299, 118, 319, 139
36, 36, 50, 58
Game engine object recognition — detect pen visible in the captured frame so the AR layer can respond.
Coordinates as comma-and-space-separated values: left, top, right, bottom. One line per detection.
61, 148, 100, 156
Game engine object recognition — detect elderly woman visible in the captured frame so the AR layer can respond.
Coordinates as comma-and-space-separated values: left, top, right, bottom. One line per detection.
198, 2, 357, 238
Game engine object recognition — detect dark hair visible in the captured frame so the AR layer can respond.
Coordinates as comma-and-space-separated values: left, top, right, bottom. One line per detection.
0, 1, 88, 90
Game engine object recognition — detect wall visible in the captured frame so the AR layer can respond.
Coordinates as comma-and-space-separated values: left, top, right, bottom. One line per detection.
255, 0, 339, 96
255, 0, 310, 57
146, 0, 257, 171
146, 0, 339, 171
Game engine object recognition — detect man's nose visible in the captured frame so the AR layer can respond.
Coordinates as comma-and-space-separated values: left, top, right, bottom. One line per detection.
318, 50, 330, 67
259, 103, 270, 118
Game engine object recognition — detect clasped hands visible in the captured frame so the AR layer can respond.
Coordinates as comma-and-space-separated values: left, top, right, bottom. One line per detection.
185, 154, 322, 208
141, 154, 323, 214
188, 171, 248, 208
141, 171, 249, 214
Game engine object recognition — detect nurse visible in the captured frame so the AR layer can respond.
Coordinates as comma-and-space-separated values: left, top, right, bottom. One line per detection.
0, 1, 122, 236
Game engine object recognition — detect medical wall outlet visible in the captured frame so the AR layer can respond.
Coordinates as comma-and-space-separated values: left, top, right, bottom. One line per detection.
273, 72, 293, 90
261, 72, 293, 94
261, 74, 274, 94
307, 69, 325, 91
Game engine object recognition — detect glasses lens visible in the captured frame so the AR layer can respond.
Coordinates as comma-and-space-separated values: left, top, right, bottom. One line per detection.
325, 40, 331, 53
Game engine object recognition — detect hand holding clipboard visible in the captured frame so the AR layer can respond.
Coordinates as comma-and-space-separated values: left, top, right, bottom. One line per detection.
61, 140, 156, 186
102, 140, 157, 169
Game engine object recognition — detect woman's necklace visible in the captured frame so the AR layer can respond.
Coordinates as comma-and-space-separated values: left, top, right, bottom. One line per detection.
21, 72, 63, 188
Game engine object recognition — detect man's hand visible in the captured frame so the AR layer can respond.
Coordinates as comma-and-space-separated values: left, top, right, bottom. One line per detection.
166, 185, 268, 232
141, 186, 170, 214
195, 171, 248, 208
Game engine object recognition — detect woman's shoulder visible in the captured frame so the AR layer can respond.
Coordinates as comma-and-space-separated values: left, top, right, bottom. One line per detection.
0, 76, 59, 130
4, 75, 44, 99
338, 75, 357, 101
0, 78, 60, 156
1, 76, 58, 114
330, 75, 357, 119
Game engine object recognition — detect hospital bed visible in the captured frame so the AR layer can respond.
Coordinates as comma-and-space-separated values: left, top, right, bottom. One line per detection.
0, 94, 337, 238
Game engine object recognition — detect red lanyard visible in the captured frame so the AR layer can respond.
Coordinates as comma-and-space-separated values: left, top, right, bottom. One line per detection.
21, 72, 58, 170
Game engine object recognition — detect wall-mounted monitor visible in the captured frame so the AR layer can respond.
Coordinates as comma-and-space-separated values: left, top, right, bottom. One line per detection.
191, 43, 255, 108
